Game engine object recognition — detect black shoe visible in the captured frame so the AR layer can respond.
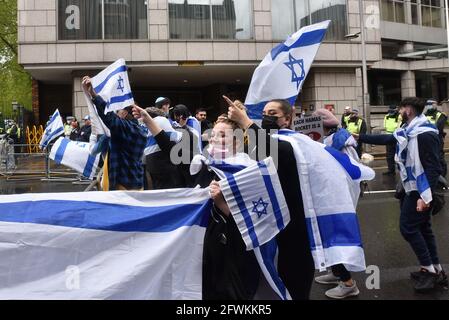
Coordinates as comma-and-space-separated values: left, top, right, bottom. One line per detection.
437, 270, 448, 287
410, 270, 421, 281
414, 270, 439, 293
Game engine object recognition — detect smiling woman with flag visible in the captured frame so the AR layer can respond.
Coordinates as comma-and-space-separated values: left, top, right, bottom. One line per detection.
133, 106, 261, 300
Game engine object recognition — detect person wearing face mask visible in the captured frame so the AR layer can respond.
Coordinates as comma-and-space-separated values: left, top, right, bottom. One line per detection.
424, 100, 447, 177
225, 96, 315, 300
188, 115, 261, 300
171, 104, 200, 187
354, 97, 447, 293
134, 106, 260, 299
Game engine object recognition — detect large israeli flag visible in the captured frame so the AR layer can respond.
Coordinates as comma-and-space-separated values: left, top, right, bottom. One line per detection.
144, 117, 182, 156
0, 189, 211, 300
92, 58, 134, 114
274, 130, 375, 272
210, 156, 292, 300
40, 109, 64, 149
245, 21, 330, 119
49, 137, 101, 180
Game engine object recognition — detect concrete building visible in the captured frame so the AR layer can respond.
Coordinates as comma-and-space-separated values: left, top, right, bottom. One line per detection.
17, 0, 448, 130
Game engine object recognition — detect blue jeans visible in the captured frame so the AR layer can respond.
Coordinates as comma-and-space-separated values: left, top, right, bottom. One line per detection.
400, 192, 440, 266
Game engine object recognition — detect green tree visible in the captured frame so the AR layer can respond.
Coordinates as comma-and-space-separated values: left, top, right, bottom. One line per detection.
0, 0, 32, 119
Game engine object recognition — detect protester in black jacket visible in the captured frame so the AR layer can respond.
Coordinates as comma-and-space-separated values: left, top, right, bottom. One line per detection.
355, 97, 447, 292
225, 96, 315, 300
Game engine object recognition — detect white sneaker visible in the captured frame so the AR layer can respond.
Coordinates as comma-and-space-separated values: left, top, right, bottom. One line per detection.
325, 281, 360, 299
314, 272, 340, 285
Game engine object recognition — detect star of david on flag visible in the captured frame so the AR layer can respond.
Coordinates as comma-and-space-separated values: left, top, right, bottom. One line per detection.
40, 109, 64, 149
245, 21, 330, 120
252, 198, 269, 218
284, 54, 305, 89
91, 58, 134, 114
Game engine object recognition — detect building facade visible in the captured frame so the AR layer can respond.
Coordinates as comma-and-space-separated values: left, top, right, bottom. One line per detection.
17, 0, 448, 129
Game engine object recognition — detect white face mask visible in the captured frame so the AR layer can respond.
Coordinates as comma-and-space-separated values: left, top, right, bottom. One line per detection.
207, 144, 233, 161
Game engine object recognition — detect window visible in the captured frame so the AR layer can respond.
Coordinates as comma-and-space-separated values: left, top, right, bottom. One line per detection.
272, 0, 347, 40
380, 0, 405, 23
58, 0, 148, 40
168, 0, 253, 40
411, 0, 419, 25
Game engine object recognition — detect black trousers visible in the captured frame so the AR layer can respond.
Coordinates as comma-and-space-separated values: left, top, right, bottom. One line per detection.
331, 264, 352, 282
386, 142, 396, 173
399, 192, 440, 266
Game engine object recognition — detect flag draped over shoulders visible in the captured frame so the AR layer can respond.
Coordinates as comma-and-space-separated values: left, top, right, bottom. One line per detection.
274, 129, 375, 272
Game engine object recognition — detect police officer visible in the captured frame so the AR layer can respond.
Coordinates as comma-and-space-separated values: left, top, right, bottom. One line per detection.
341, 106, 352, 129
425, 99, 447, 176
346, 109, 367, 157
383, 105, 402, 175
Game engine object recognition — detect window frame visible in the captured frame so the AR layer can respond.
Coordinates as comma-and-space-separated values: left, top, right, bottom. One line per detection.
167, 0, 254, 41
57, 0, 149, 41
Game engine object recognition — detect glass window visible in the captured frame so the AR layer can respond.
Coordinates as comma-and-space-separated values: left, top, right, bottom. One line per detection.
421, 0, 443, 28
271, 0, 295, 40
104, 0, 148, 39
272, 0, 347, 41
168, 0, 252, 40
411, 3, 419, 25
308, 0, 347, 40
394, 1, 405, 23
213, 0, 252, 39
58, 0, 148, 40
381, 0, 405, 23
58, 0, 102, 40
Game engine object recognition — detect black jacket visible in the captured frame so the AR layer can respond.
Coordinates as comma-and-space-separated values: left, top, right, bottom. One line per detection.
77, 125, 92, 143
247, 124, 315, 300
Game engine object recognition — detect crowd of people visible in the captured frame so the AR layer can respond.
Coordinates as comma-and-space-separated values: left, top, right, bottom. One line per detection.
79, 76, 447, 300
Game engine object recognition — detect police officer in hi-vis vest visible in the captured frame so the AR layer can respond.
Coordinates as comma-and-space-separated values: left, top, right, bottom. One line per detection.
341, 106, 352, 129
346, 109, 367, 157
424, 99, 447, 176
383, 105, 402, 176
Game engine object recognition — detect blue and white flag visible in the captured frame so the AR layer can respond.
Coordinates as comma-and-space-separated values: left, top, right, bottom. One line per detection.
92, 58, 134, 114
245, 21, 330, 119
0, 188, 211, 300
186, 116, 203, 154
40, 109, 64, 149
173, 116, 203, 154
144, 117, 182, 156
204, 155, 292, 300
219, 157, 290, 250
274, 130, 375, 272
393, 114, 438, 204
49, 137, 100, 180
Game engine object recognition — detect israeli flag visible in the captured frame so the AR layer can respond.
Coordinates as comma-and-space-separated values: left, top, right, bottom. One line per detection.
394, 114, 438, 204
211, 156, 292, 300
49, 137, 100, 180
92, 58, 134, 115
144, 117, 182, 156
245, 21, 330, 119
40, 109, 64, 149
173, 116, 203, 154
186, 116, 203, 154
274, 130, 375, 272
219, 157, 290, 250
0, 188, 211, 299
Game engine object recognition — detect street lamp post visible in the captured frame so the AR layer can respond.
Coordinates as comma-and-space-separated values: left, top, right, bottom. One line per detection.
358, 0, 371, 134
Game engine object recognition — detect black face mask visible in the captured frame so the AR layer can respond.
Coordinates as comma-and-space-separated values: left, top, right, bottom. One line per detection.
262, 115, 281, 130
